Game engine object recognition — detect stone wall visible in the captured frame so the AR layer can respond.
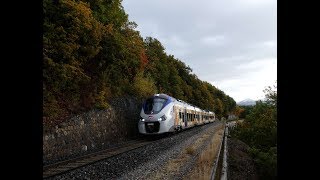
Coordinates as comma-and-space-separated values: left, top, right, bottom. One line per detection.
43, 96, 142, 165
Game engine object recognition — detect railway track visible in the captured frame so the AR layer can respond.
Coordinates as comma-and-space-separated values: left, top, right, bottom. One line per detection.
43, 129, 182, 179
43, 138, 155, 179
43, 123, 217, 179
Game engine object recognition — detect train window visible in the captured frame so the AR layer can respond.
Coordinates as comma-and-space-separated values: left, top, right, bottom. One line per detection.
179, 112, 181, 119
143, 97, 168, 114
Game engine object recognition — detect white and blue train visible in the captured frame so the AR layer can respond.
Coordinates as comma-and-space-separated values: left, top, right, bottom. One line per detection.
138, 94, 216, 134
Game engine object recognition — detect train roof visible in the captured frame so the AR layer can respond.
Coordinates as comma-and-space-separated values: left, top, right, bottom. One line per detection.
153, 93, 176, 101
152, 93, 215, 114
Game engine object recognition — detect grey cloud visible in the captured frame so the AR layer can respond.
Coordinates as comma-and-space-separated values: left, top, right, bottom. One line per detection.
123, 0, 277, 101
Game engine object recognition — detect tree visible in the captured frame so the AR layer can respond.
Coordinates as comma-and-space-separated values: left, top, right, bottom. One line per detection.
263, 82, 277, 107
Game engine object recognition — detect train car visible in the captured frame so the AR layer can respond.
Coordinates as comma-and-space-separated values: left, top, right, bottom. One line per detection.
138, 93, 216, 135
208, 111, 216, 123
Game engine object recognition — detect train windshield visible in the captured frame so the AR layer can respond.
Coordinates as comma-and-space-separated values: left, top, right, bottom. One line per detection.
143, 97, 167, 114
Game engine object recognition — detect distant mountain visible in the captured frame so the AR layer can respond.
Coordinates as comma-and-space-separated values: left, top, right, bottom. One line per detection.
237, 98, 256, 106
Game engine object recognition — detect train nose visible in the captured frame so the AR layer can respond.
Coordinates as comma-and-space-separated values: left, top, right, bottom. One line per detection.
144, 121, 160, 133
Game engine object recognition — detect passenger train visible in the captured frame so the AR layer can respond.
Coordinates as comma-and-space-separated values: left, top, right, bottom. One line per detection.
138, 94, 216, 134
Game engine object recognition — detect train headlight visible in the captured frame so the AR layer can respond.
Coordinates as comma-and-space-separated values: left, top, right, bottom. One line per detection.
140, 118, 145, 122
158, 115, 167, 121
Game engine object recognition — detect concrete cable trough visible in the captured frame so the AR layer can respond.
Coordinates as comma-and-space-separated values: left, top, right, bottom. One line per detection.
210, 122, 228, 180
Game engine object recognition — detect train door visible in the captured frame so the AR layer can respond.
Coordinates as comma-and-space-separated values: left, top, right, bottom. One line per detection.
174, 106, 179, 126
184, 108, 188, 127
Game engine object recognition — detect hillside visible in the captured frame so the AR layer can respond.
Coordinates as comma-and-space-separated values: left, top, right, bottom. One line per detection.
43, 0, 237, 127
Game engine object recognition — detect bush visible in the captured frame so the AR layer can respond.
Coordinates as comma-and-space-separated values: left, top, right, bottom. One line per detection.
250, 147, 277, 180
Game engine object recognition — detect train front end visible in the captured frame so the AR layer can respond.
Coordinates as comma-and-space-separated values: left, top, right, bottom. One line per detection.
138, 94, 175, 134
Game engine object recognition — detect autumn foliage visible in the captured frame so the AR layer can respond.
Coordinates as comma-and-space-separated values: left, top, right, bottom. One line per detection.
43, 0, 237, 127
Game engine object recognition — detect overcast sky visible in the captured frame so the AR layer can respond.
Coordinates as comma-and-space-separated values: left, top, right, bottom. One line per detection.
123, 0, 277, 102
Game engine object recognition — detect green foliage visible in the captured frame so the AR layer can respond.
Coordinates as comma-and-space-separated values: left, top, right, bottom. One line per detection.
238, 105, 254, 118
232, 84, 277, 179
235, 102, 277, 151
250, 147, 277, 180
94, 83, 111, 109
133, 72, 157, 99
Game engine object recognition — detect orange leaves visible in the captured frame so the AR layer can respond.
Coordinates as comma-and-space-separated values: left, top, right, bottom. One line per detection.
234, 106, 245, 117
104, 24, 114, 35
139, 50, 149, 70
62, 0, 93, 29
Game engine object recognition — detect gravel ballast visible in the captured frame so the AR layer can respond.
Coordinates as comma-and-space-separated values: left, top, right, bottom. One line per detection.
47, 121, 223, 180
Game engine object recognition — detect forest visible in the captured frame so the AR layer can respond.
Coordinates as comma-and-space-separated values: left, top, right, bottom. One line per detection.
43, 0, 237, 127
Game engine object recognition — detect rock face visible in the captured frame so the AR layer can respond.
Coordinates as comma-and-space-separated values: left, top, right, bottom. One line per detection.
43, 96, 142, 165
